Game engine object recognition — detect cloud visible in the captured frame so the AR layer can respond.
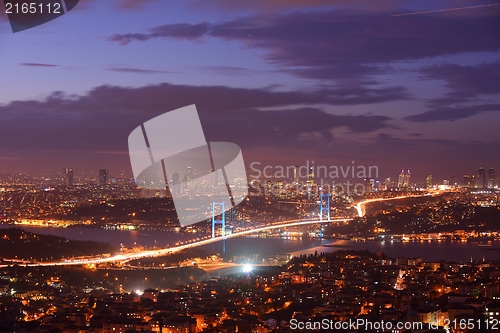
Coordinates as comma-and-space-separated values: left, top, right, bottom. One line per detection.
201, 107, 394, 149
108, 10, 500, 84
108, 22, 210, 45
114, 0, 159, 9
0, 156, 18, 161
0, 82, 496, 178
404, 103, 500, 122
108, 66, 177, 74
422, 61, 500, 105
20, 63, 59, 67
406, 61, 500, 121
190, 0, 490, 15
196, 66, 256, 76
0, 82, 403, 155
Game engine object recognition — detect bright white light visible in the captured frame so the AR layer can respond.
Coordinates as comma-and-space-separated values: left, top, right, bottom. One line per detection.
136, 289, 143, 295
243, 264, 252, 273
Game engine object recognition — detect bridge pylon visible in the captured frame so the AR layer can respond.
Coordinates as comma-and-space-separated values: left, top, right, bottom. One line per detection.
212, 202, 226, 239
319, 193, 331, 222
319, 193, 331, 238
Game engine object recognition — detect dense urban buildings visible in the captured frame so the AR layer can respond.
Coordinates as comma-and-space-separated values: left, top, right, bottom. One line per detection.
1, 0, 499, 332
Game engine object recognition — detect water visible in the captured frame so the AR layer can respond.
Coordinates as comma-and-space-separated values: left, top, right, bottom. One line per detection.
0, 224, 195, 248
1, 225, 498, 262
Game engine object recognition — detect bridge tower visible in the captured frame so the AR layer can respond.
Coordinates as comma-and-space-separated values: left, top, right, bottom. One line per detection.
212, 202, 226, 254
212, 202, 226, 239
319, 193, 331, 238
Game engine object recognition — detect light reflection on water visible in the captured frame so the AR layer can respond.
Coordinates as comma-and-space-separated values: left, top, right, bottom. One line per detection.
1, 225, 498, 262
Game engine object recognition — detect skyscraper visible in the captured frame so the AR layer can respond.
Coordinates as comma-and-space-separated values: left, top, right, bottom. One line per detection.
426, 174, 433, 189
488, 167, 497, 188
404, 169, 411, 188
293, 166, 299, 185
63, 168, 73, 186
98, 169, 109, 185
477, 167, 486, 189
397, 169, 411, 189
398, 169, 405, 188
307, 166, 314, 185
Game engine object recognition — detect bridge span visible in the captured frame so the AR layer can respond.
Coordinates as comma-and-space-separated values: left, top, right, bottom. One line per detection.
1, 218, 351, 267
2, 193, 435, 267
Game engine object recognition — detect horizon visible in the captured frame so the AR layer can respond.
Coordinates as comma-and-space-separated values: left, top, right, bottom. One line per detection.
0, 0, 499, 184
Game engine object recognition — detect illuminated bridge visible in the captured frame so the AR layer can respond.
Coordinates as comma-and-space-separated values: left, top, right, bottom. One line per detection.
1, 194, 434, 267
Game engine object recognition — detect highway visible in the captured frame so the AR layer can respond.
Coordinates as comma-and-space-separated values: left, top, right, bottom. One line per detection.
355, 192, 436, 217
1, 193, 433, 267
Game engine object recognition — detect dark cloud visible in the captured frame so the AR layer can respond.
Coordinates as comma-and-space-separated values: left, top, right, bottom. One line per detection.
0, 82, 496, 179
196, 66, 256, 76
422, 61, 500, 106
201, 107, 393, 149
404, 103, 500, 122
108, 10, 500, 84
108, 23, 210, 45
190, 0, 489, 15
0, 82, 405, 153
114, 0, 159, 9
108, 66, 177, 74
20, 63, 59, 67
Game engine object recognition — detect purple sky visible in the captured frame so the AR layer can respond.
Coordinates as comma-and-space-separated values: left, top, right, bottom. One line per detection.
0, 0, 499, 183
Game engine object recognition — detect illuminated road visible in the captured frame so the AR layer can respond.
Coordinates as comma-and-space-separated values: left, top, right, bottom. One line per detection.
2, 193, 435, 267
355, 193, 436, 217
2, 218, 350, 267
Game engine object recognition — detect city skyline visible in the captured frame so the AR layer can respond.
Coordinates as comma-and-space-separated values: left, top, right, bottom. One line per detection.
3, 163, 498, 190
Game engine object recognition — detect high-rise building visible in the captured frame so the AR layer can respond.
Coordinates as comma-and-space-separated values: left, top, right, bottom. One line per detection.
477, 167, 486, 189
398, 169, 405, 188
488, 167, 497, 188
307, 166, 314, 185
463, 174, 475, 187
426, 174, 433, 189
99, 169, 109, 185
293, 166, 299, 185
404, 169, 411, 188
397, 169, 411, 189
64, 168, 73, 186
